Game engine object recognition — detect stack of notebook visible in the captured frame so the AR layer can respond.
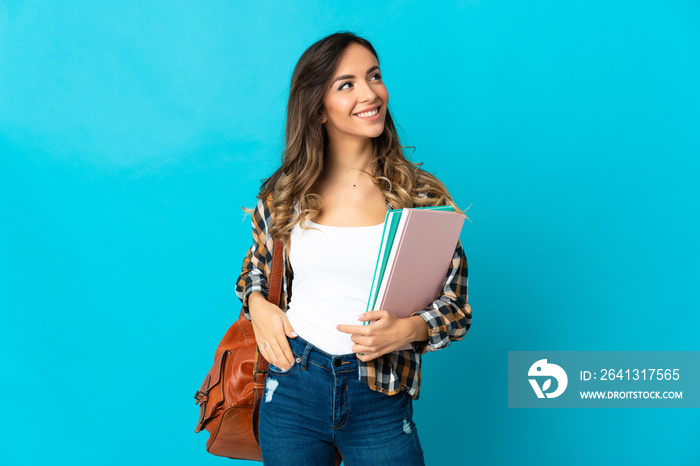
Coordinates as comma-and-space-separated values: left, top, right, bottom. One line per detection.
363, 205, 466, 350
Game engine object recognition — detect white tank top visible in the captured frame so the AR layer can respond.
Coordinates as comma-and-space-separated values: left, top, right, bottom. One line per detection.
285, 206, 385, 355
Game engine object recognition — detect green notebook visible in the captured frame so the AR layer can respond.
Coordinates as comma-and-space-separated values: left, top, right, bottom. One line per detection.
362, 204, 455, 327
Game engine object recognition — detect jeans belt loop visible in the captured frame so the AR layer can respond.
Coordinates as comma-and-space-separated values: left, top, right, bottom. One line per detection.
301, 342, 313, 371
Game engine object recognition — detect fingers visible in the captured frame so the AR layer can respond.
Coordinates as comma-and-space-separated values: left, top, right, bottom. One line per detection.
249, 302, 297, 370
258, 336, 294, 371
362, 310, 389, 322
256, 338, 274, 366
275, 334, 296, 369
355, 348, 378, 362
265, 340, 286, 369
336, 323, 371, 336
350, 335, 393, 362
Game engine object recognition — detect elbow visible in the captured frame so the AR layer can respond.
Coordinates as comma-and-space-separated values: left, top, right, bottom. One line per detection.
445, 301, 471, 343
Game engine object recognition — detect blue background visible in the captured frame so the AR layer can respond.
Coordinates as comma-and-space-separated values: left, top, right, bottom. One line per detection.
1, 1, 698, 465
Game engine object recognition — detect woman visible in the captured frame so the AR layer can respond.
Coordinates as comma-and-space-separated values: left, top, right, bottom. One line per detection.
235, 31, 472, 466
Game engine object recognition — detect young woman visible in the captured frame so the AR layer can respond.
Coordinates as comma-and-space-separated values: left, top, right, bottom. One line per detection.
235, 31, 472, 466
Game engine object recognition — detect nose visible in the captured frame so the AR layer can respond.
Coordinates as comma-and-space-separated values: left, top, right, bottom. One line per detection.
359, 80, 378, 103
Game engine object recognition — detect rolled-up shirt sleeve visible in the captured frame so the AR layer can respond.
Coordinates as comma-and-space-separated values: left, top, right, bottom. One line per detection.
410, 238, 470, 353
235, 197, 271, 321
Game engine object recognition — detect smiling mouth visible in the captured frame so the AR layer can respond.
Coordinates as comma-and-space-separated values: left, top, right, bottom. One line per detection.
354, 105, 381, 118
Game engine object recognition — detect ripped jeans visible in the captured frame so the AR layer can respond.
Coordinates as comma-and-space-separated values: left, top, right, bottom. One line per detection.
258, 334, 426, 466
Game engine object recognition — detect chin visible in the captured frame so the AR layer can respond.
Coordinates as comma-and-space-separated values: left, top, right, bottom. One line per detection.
339, 123, 385, 139
363, 125, 385, 139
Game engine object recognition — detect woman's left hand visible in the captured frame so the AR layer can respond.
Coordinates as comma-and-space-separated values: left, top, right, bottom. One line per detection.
336, 310, 414, 361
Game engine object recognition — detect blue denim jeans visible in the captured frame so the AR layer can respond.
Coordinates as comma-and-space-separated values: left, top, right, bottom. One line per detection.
258, 334, 426, 466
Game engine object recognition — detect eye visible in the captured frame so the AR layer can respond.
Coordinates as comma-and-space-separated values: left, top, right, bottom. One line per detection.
338, 73, 383, 90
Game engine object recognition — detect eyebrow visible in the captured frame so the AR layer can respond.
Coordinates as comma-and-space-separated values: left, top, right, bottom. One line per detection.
330, 65, 380, 88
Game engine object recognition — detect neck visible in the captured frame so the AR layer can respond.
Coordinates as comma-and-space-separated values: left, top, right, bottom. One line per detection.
323, 137, 375, 181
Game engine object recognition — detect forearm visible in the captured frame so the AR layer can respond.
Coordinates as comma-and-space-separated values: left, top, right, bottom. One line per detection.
248, 291, 267, 317
235, 197, 272, 321
405, 315, 429, 346
249, 291, 266, 307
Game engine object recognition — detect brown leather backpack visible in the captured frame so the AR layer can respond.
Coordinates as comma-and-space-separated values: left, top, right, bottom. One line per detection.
194, 239, 343, 465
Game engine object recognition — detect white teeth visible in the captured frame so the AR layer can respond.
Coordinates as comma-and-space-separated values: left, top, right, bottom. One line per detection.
356, 107, 379, 117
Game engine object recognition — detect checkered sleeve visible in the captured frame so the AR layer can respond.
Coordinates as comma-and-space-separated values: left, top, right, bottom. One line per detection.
234, 197, 271, 321
410, 238, 470, 353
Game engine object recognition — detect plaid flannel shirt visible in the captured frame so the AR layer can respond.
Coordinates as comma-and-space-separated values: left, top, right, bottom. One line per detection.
235, 192, 471, 400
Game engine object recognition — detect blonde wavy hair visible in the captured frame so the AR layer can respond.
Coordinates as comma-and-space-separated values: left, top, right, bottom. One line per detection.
242, 31, 471, 272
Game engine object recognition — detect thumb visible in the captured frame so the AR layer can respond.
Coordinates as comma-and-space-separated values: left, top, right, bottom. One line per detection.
281, 315, 298, 338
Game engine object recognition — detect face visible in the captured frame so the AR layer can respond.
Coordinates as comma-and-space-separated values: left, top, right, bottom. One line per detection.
320, 42, 389, 140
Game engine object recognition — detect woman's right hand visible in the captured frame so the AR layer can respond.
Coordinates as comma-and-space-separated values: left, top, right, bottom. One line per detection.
248, 291, 298, 371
